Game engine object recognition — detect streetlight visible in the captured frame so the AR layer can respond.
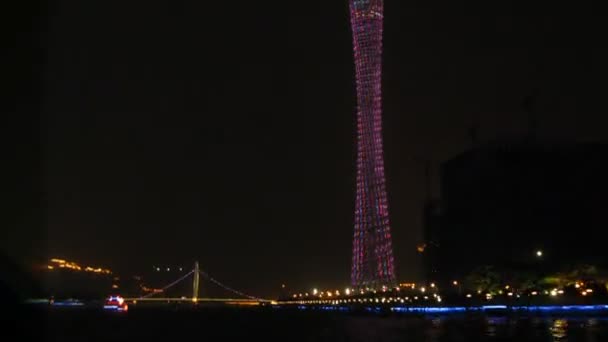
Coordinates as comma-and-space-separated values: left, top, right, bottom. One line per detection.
453, 280, 462, 295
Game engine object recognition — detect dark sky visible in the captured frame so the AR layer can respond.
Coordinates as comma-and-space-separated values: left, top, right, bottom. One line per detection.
6, 1, 608, 298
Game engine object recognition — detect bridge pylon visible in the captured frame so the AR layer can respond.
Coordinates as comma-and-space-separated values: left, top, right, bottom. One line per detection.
192, 261, 200, 303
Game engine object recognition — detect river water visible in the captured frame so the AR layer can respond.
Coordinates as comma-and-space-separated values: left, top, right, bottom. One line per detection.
15, 307, 608, 341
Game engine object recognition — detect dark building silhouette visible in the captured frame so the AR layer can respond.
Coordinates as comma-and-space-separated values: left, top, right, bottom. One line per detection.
420, 199, 442, 283
424, 141, 608, 282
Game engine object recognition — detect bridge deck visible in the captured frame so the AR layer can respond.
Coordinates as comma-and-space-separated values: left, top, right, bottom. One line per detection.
125, 297, 273, 304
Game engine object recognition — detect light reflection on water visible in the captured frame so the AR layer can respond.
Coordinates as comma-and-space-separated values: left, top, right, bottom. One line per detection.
551, 319, 568, 340
427, 317, 442, 341
412, 316, 608, 342
40, 307, 608, 342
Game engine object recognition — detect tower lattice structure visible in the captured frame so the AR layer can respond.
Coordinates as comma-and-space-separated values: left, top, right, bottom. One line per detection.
349, 0, 396, 289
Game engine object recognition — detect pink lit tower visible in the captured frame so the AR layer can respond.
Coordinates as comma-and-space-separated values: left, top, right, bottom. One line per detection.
349, 0, 396, 289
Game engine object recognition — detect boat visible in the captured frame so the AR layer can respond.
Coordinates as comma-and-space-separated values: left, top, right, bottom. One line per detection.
103, 295, 128, 312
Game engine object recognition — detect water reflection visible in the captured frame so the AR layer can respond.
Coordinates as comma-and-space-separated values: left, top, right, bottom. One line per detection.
413, 315, 608, 342
41, 308, 608, 342
485, 316, 507, 338
584, 318, 599, 342
550, 319, 567, 341
426, 317, 442, 342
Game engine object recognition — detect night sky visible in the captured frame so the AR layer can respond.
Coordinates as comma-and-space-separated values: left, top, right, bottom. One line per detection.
6, 1, 608, 297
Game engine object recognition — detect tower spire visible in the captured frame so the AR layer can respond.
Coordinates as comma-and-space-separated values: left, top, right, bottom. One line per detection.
192, 261, 199, 302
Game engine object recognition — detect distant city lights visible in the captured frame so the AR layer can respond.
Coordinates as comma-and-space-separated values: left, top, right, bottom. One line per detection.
46, 258, 111, 274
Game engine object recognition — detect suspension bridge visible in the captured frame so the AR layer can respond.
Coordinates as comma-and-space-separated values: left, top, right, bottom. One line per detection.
125, 262, 274, 306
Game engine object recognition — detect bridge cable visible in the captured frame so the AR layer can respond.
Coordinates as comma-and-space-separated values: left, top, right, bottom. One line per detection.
140, 270, 194, 299
198, 270, 264, 301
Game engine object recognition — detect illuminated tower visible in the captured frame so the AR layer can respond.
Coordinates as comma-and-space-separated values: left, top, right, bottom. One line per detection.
350, 0, 396, 289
